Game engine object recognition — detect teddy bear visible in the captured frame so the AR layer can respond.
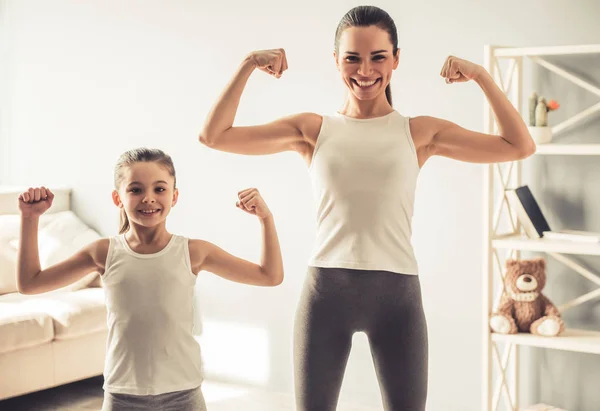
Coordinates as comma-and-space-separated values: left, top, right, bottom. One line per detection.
489, 257, 564, 337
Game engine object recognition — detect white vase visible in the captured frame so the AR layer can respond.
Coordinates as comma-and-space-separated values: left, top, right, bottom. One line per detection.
528, 126, 552, 144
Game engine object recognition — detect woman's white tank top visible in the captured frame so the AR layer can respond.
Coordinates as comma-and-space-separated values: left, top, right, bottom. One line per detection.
308, 111, 420, 275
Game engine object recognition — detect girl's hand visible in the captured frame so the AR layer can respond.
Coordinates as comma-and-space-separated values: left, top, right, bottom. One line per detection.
236, 188, 272, 220
248, 48, 288, 78
440, 56, 484, 84
18, 187, 54, 218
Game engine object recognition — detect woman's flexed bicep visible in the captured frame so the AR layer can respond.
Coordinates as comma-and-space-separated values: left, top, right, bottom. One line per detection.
410, 116, 535, 165
201, 112, 321, 156
199, 49, 321, 156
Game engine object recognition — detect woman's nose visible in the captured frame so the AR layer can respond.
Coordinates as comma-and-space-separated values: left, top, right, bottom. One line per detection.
358, 60, 372, 75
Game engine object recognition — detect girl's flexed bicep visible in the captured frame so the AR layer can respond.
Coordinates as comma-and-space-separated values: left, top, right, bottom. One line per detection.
17, 238, 109, 295
188, 239, 280, 287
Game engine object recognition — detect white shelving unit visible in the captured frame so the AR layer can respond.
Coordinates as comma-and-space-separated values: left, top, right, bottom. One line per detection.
482, 44, 600, 411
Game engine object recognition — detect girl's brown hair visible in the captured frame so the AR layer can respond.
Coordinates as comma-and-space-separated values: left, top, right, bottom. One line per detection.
114, 148, 176, 234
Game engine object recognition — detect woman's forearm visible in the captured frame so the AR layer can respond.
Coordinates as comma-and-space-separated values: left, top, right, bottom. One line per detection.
476, 70, 534, 152
199, 55, 257, 145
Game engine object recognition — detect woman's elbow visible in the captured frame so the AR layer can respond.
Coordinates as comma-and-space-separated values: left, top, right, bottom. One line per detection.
516, 141, 536, 159
198, 132, 216, 147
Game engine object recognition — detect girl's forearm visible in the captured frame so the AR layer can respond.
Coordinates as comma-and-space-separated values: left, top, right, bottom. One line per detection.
17, 217, 42, 292
259, 214, 284, 285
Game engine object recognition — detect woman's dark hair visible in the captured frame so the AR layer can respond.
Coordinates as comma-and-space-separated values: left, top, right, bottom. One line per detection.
114, 148, 176, 234
334, 6, 398, 106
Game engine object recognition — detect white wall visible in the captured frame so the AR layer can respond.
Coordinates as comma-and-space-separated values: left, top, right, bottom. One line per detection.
1, 1, 599, 410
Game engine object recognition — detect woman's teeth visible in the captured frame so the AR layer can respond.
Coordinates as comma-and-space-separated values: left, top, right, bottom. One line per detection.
355, 79, 378, 88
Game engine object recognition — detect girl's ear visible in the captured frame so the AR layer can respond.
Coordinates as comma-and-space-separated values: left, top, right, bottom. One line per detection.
112, 190, 123, 208
172, 188, 179, 207
333, 51, 340, 71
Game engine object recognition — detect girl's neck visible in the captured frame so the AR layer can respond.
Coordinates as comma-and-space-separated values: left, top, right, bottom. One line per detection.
125, 223, 171, 247
339, 95, 393, 119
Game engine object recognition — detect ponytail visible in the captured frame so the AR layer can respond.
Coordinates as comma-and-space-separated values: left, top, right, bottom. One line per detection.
119, 208, 130, 234
385, 84, 393, 107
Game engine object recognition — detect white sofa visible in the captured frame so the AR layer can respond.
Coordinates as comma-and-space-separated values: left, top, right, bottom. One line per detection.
0, 187, 107, 400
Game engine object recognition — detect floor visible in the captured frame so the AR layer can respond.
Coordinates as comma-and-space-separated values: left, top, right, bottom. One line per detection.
0, 377, 381, 411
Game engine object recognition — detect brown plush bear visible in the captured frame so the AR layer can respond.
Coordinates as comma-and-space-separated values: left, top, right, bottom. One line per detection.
490, 258, 564, 337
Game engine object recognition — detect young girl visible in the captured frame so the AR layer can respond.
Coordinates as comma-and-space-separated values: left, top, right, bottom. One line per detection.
16, 147, 284, 411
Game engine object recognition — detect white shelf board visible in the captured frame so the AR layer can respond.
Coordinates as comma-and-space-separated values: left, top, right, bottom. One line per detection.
494, 44, 600, 57
534, 144, 600, 155
492, 329, 600, 355
492, 235, 600, 256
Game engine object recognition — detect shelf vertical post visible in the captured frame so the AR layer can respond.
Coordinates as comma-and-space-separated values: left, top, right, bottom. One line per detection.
510, 55, 523, 409
483, 44, 496, 411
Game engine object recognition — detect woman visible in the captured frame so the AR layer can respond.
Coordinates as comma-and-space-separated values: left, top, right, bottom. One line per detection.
198, 6, 534, 410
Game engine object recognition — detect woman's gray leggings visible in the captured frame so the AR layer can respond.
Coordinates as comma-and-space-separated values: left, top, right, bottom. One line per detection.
294, 267, 428, 411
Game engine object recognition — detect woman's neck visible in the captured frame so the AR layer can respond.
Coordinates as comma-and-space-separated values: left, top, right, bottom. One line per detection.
339, 95, 393, 119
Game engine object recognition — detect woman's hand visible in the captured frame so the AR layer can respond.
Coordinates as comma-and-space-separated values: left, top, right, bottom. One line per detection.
440, 56, 484, 84
248, 48, 288, 78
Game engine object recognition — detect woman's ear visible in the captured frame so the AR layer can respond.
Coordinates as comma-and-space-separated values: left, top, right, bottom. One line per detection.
393, 48, 400, 70
112, 190, 123, 208
333, 51, 340, 71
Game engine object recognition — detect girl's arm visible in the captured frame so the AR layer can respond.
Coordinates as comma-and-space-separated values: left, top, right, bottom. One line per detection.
412, 56, 536, 166
198, 48, 322, 157
17, 187, 108, 295
189, 188, 283, 287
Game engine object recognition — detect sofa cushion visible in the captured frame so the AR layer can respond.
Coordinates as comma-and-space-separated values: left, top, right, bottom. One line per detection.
0, 211, 101, 295
45, 288, 107, 340
0, 244, 18, 295
0, 214, 57, 295
0, 294, 54, 354
0, 212, 60, 295
4, 288, 107, 341
28, 211, 101, 292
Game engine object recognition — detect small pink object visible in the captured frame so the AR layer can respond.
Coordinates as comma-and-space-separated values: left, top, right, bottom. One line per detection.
547, 100, 560, 111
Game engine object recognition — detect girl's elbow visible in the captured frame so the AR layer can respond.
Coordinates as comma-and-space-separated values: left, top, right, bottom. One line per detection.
16, 281, 35, 295
265, 271, 284, 286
